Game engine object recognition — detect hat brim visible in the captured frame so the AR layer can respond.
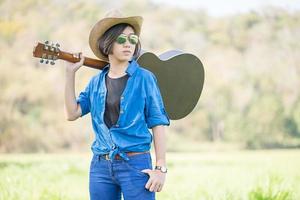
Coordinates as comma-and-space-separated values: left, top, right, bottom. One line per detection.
89, 16, 143, 62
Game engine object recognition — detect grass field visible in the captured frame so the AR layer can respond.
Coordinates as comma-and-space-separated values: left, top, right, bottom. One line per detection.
0, 150, 299, 200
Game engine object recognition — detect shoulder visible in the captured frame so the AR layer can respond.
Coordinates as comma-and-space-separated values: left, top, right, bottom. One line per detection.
136, 64, 157, 82
135, 66, 160, 94
86, 71, 102, 89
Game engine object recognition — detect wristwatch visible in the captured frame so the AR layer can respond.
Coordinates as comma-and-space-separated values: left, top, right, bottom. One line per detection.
155, 166, 168, 173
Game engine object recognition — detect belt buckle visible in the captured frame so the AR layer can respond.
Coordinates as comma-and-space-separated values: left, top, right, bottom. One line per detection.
104, 154, 110, 160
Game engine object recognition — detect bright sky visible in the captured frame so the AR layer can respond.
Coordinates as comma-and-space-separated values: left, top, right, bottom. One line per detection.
150, 0, 300, 16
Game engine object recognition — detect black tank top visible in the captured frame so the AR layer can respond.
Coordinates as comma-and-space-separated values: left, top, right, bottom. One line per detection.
104, 73, 129, 129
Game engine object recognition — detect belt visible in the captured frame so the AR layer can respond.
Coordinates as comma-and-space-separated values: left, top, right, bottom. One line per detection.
100, 151, 149, 160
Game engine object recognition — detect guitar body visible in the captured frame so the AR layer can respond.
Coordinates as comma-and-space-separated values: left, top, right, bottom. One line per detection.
137, 51, 204, 120
33, 42, 205, 120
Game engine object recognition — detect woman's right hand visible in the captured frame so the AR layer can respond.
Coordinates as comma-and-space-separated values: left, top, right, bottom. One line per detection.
65, 52, 85, 73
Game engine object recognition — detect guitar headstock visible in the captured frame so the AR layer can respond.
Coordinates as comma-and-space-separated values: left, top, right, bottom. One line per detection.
33, 41, 61, 65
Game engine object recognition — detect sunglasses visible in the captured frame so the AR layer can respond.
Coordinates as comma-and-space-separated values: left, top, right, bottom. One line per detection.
116, 33, 139, 45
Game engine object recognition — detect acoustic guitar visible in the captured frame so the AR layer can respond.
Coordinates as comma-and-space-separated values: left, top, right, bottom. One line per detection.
33, 41, 205, 120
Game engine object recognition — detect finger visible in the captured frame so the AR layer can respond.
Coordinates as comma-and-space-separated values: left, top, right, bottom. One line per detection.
141, 169, 151, 174
80, 57, 84, 65
147, 179, 156, 191
149, 182, 158, 192
155, 184, 161, 193
153, 185, 159, 193
79, 52, 84, 62
145, 179, 153, 190
74, 52, 80, 59
73, 53, 84, 68
156, 184, 162, 192
74, 52, 81, 61
157, 184, 163, 192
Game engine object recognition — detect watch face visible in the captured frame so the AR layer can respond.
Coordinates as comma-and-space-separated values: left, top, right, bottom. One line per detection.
155, 166, 168, 173
161, 166, 167, 173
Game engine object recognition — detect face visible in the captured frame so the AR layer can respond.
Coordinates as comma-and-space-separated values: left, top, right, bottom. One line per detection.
110, 26, 137, 62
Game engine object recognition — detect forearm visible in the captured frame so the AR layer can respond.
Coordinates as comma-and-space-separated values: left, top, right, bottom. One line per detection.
64, 70, 80, 120
152, 125, 167, 166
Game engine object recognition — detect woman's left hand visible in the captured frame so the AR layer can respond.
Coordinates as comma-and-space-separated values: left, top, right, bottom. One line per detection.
141, 169, 166, 192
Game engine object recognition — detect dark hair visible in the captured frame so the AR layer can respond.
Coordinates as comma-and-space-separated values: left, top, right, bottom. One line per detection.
98, 23, 141, 60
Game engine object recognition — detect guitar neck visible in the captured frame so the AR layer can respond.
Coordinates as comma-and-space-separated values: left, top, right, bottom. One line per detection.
59, 51, 108, 70
33, 42, 146, 70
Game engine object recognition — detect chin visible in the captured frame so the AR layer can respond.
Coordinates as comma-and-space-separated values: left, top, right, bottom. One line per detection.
116, 59, 130, 63
117, 56, 132, 62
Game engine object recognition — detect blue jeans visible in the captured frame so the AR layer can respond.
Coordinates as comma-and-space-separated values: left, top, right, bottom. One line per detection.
89, 152, 155, 200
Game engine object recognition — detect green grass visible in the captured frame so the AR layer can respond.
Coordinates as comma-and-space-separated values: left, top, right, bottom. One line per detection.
0, 150, 299, 200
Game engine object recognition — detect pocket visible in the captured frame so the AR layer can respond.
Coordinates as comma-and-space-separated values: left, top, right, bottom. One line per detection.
90, 155, 99, 170
91, 91, 105, 116
124, 153, 152, 177
90, 157, 95, 169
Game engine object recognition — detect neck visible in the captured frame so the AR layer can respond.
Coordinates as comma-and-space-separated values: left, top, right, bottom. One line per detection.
108, 56, 129, 77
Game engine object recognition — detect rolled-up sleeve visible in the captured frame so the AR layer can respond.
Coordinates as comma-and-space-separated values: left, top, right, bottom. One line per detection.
144, 72, 170, 129
76, 79, 92, 117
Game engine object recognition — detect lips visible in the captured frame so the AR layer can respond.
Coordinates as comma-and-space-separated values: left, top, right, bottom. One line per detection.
123, 50, 131, 54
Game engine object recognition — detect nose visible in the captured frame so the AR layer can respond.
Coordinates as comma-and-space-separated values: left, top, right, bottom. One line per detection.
123, 39, 131, 47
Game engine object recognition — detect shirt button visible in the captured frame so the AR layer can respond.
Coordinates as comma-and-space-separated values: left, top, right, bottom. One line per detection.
120, 110, 124, 114
121, 96, 124, 100
115, 124, 119, 127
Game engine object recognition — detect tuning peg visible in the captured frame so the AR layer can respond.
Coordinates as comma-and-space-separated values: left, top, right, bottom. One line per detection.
45, 60, 49, 64
50, 61, 55, 65
49, 43, 54, 51
45, 41, 49, 45
55, 43, 60, 52
40, 59, 44, 63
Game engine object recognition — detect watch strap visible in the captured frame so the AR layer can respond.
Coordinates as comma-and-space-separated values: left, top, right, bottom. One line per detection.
155, 166, 168, 173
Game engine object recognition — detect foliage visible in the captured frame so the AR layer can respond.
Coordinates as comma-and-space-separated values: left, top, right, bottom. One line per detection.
0, 0, 300, 152
0, 150, 299, 200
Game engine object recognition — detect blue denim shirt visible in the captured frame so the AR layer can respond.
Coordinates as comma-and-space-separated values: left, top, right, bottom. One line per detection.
77, 59, 170, 160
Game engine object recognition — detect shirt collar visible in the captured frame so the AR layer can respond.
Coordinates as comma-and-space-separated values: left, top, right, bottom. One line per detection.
102, 59, 138, 77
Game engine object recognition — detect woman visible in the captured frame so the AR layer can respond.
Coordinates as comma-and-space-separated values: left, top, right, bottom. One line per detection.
64, 10, 170, 200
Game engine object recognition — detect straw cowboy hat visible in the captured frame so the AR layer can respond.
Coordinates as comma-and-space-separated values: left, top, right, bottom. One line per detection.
89, 10, 143, 61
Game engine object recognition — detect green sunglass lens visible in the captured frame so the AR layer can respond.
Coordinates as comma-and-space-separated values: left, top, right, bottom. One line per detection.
129, 35, 138, 45
116, 35, 127, 44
